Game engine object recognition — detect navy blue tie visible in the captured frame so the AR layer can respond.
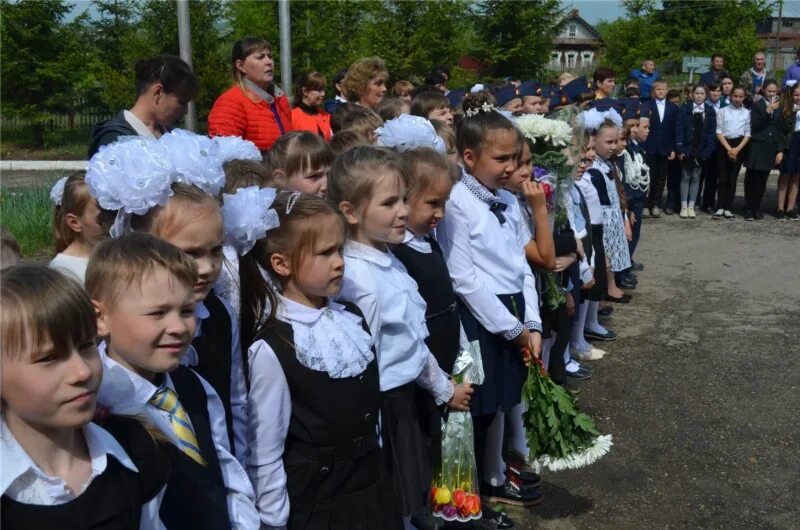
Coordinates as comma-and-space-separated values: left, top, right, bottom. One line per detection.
489, 201, 507, 224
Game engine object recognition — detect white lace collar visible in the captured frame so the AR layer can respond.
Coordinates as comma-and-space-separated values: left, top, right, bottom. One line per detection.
402, 230, 432, 254
276, 295, 374, 379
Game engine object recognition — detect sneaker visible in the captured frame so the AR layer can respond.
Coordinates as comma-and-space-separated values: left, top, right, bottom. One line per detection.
745, 210, 754, 221
688, 206, 696, 218
679, 207, 688, 218
712, 209, 724, 219
723, 210, 735, 219
572, 347, 605, 361
776, 210, 786, 220
481, 480, 544, 506
566, 366, 593, 380
650, 206, 662, 218
788, 210, 799, 221
664, 206, 675, 215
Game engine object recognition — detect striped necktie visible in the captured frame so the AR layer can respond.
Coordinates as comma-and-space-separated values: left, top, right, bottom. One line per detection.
149, 386, 207, 466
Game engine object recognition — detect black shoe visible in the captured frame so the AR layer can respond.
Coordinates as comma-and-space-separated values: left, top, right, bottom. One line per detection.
618, 277, 637, 289
504, 456, 543, 486
598, 305, 614, 316
664, 207, 675, 215
755, 211, 765, 220
481, 481, 543, 506
481, 505, 516, 529
567, 366, 593, 380
775, 210, 786, 220
631, 261, 644, 272
605, 293, 632, 303
788, 210, 799, 221
585, 328, 617, 341
745, 210, 754, 221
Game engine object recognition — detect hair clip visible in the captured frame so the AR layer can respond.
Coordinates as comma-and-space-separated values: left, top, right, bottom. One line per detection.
50, 176, 68, 206
286, 191, 302, 214
465, 102, 498, 118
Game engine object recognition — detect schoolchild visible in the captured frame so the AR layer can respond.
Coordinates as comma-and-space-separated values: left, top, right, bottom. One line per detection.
644, 80, 678, 217
49, 172, 106, 284
237, 191, 402, 529
1, 265, 167, 530
519, 81, 544, 115
714, 86, 751, 219
620, 103, 651, 275
328, 146, 471, 525
675, 84, 717, 218
329, 130, 369, 156
707, 82, 723, 112
337, 105, 384, 144
720, 76, 734, 108
614, 103, 642, 289
664, 89, 684, 214
393, 79, 415, 100
323, 68, 348, 114
411, 90, 455, 127
87, 233, 259, 530
430, 119, 459, 165
291, 71, 332, 141
777, 81, 800, 219
268, 131, 334, 197
492, 85, 523, 115
436, 95, 543, 509
377, 96, 411, 122
744, 79, 784, 220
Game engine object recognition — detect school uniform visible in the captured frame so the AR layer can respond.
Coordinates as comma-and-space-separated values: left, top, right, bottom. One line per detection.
676, 101, 717, 207
49, 254, 89, 285
622, 140, 649, 260
182, 292, 248, 465
699, 69, 729, 88
1, 418, 167, 530
247, 296, 401, 530
392, 231, 461, 470
645, 97, 678, 210
744, 98, 786, 215
437, 171, 541, 481
573, 174, 608, 302
97, 344, 259, 530
588, 158, 631, 273
715, 104, 751, 212
781, 106, 800, 176
338, 240, 453, 516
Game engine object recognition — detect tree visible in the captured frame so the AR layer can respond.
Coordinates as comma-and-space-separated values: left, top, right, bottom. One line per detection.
0, 0, 83, 147
472, 0, 565, 80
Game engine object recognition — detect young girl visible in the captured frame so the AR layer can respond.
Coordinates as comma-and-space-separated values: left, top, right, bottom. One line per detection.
744, 79, 783, 220
714, 85, 751, 219
437, 99, 542, 508
237, 191, 401, 529
291, 70, 332, 141
676, 85, 717, 218
49, 172, 106, 283
329, 146, 470, 525
1, 265, 167, 529
777, 82, 800, 219
268, 131, 334, 197
88, 233, 258, 530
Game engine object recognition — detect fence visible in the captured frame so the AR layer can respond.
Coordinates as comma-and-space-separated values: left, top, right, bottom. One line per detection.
1, 96, 113, 130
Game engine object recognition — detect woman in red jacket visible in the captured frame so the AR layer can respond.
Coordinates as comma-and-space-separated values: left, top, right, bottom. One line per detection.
291, 71, 332, 141
342, 57, 389, 111
208, 37, 292, 151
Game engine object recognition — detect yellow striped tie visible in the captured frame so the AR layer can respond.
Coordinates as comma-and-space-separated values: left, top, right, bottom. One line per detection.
149, 387, 207, 466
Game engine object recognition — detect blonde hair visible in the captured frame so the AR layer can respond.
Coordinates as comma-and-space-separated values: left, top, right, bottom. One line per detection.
85, 232, 198, 309
223, 159, 274, 194
430, 120, 455, 153
402, 147, 458, 196
327, 145, 408, 214
231, 37, 272, 91
130, 183, 221, 240
342, 57, 388, 103
52, 172, 95, 253
2, 265, 96, 360
329, 130, 369, 156
338, 105, 383, 142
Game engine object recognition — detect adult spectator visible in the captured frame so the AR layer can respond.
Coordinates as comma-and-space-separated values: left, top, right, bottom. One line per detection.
782, 49, 800, 87
700, 53, 728, 87
740, 52, 772, 98
291, 71, 332, 141
630, 59, 661, 100
342, 57, 389, 110
323, 68, 348, 114
593, 67, 616, 99
208, 37, 292, 151
88, 55, 197, 158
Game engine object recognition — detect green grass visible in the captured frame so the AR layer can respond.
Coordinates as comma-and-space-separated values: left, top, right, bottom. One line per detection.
1, 127, 92, 160
1, 185, 54, 258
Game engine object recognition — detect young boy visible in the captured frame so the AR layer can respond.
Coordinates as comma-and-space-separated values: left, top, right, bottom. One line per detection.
644, 80, 678, 217
87, 232, 259, 530
410, 90, 454, 127
519, 81, 543, 115
492, 84, 523, 114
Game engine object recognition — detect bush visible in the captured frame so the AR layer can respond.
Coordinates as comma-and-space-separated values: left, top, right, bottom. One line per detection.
0, 185, 54, 258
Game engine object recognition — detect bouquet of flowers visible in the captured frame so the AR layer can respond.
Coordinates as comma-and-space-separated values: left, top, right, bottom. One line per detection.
429, 343, 484, 522
521, 355, 612, 472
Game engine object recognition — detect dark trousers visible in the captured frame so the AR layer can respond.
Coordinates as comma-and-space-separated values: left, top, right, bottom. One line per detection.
666, 158, 682, 210
627, 196, 645, 259
699, 156, 717, 209
542, 303, 570, 386
646, 154, 669, 208
716, 137, 745, 211
744, 168, 770, 214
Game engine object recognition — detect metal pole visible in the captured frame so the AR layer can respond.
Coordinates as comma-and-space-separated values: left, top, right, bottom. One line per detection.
176, 0, 196, 131
774, 0, 783, 72
278, 0, 292, 100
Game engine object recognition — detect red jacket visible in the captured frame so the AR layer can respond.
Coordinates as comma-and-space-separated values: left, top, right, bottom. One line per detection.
290, 106, 332, 142
208, 86, 292, 151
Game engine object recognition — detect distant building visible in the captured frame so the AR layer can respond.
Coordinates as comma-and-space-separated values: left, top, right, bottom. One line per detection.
550, 9, 605, 72
757, 14, 800, 71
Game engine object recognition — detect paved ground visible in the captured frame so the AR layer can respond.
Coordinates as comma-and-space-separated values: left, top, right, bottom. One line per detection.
505, 183, 800, 530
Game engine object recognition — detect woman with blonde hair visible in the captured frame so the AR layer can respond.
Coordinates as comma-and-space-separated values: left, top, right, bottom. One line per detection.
342, 57, 389, 110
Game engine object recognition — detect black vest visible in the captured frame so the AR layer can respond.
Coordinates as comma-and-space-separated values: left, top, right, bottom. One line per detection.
157, 366, 232, 530
192, 291, 236, 452
1, 417, 167, 530
392, 238, 460, 374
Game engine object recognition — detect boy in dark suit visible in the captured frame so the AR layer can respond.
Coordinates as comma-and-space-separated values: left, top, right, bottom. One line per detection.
644, 79, 678, 217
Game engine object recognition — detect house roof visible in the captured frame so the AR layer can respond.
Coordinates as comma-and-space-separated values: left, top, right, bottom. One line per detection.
563, 9, 604, 41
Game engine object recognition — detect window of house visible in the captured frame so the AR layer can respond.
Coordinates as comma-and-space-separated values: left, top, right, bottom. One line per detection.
783, 20, 794, 28
569, 24, 577, 37
568, 53, 576, 68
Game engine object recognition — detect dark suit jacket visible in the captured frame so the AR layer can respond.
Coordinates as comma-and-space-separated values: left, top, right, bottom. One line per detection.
675, 102, 717, 161
644, 99, 678, 156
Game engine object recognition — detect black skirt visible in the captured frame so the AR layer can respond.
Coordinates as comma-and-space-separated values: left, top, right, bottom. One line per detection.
782, 132, 800, 175
459, 293, 528, 418
381, 383, 431, 517
582, 224, 608, 302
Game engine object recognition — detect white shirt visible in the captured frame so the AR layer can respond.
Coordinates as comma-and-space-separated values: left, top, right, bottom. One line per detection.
181, 297, 249, 466
246, 296, 376, 528
573, 174, 603, 225
97, 344, 259, 530
655, 98, 666, 121
49, 253, 88, 284
716, 104, 751, 138
0, 418, 165, 530
437, 179, 542, 339
214, 245, 242, 318
338, 241, 453, 401
402, 230, 432, 254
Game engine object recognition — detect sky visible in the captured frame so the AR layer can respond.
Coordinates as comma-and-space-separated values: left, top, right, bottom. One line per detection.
561, 0, 625, 24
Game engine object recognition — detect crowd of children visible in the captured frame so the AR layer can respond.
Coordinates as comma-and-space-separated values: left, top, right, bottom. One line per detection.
1, 44, 797, 530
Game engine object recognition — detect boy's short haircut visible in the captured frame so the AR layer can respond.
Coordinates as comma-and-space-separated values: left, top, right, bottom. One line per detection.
706, 82, 720, 91
593, 67, 615, 85
652, 79, 668, 88
666, 89, 681, 100
223, 159, 273, 193
338, 105, 383, 140
410, 91, 450, 119
711, 53, 724, 62
86, 232, 198, 308
377, 97, 409, 122
329, 130, 369, 156
625, 77, 640, 87
624, 86, 641, 98
1, 226, 21, 269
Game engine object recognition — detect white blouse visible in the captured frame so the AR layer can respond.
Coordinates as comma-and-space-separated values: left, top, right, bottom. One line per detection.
0, 418, 165, 530
49, 253, 89, 284
246, 296, 376, 528
573, 175, 603, 225
97, 344, 259, 530
437, 178, 542, 339
716, 104, 751, 138
338, 240, 453, 402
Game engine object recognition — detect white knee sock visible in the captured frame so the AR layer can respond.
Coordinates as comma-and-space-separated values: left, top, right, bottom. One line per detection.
483, 410, 507, 487
585, 301, 608, 334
